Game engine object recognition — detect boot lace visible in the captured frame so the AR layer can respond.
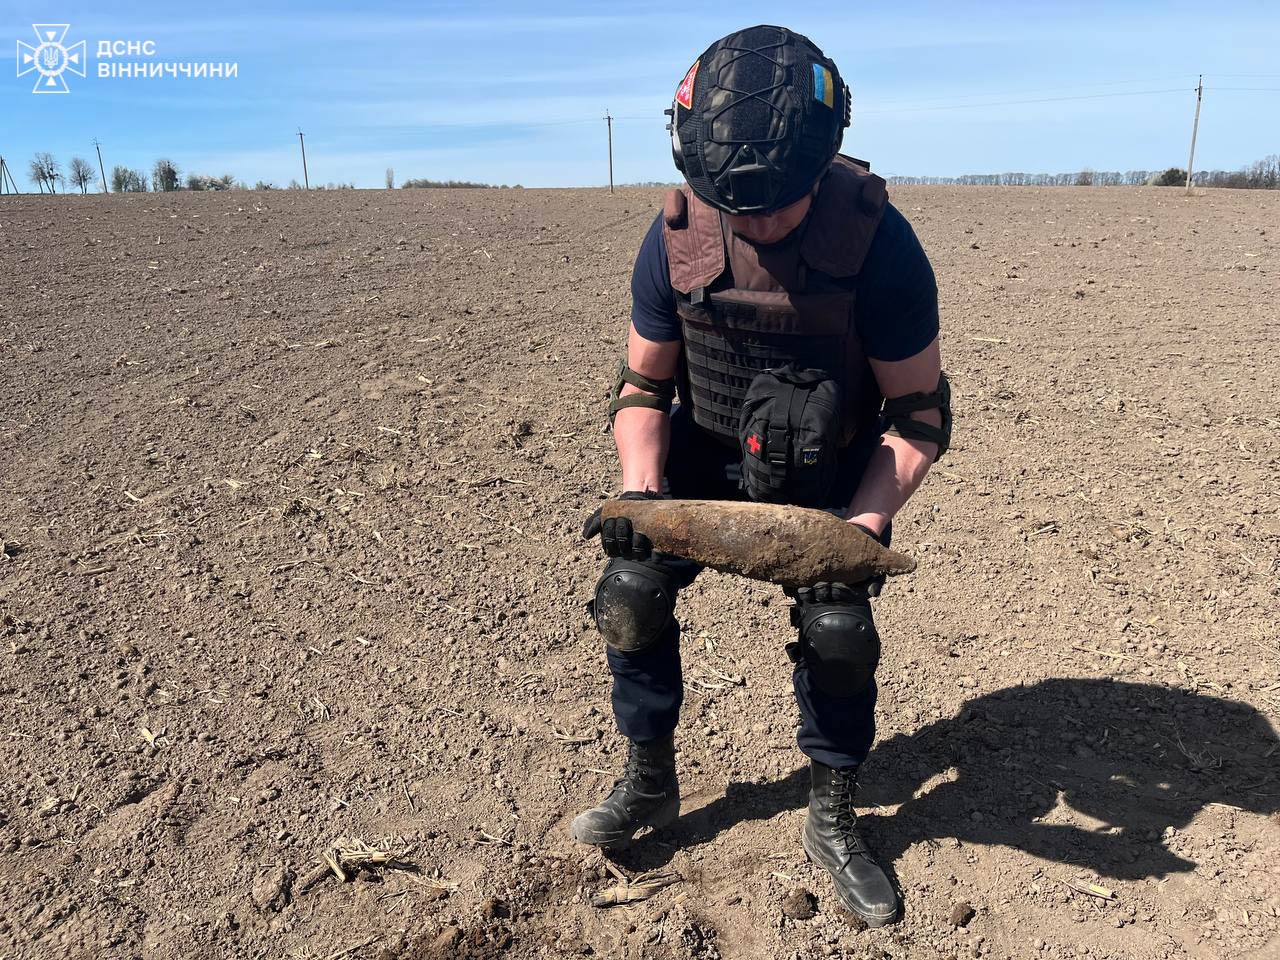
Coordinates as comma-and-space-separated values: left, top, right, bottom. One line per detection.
611, 745, 665, 799
617, 750, 645, 790
830, 768, 870, 856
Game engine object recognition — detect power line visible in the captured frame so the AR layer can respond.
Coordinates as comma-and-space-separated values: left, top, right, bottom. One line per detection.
863, 75, 1199, 109
857, 87, 1190, 116
293, 84, 1266, 140
349, 118, 601, 134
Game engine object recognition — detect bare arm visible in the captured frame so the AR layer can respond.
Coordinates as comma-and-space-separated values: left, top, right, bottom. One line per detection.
845, 337, 944, 537
613, 324, 682, 493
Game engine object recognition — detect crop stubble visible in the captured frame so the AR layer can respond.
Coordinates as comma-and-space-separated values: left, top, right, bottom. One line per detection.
1, 185, 1277, 959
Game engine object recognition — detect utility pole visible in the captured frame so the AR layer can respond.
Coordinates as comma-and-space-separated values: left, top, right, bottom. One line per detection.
0, 157, 9, 195
297, 129, 310, 190
604, 110, 614, 194
1185, 75, 1202, 193
93, 138, 108, 192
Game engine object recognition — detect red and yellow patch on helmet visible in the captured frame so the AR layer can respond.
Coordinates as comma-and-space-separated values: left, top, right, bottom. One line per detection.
676, 59, 699, 109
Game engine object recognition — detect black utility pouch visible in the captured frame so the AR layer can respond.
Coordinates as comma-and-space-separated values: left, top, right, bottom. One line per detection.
738, 364, 843, 507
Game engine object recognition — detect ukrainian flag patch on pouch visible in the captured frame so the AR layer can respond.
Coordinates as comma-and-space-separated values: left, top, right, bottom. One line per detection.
812, 63, 834, 108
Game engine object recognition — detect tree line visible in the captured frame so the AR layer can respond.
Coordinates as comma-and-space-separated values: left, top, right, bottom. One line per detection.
21, 153, 237, 194
399, 178, 524, 189
19, 148, 1275, 194
16, 151, 516, 194
887, 154, 1280, 189
15, 152, 359, 194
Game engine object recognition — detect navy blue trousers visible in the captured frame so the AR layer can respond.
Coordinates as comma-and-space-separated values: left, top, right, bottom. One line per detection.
603, 406, 884, 771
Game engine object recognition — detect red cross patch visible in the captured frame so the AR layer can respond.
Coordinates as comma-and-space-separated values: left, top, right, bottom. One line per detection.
746, 433, 762, 456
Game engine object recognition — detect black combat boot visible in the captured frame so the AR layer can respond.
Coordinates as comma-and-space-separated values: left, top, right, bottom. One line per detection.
570, 735, 679, 850
802, 760, 899, 926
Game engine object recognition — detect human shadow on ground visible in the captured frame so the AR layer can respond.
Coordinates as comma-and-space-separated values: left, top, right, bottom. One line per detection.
614, 679, 1280, 881
611, 765, 811, 873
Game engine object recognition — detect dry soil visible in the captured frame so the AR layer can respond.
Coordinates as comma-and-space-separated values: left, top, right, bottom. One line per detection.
1, 184, 1277, 960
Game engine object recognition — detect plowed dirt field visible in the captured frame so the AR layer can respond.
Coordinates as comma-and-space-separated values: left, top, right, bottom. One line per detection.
2, 185, 1277, 960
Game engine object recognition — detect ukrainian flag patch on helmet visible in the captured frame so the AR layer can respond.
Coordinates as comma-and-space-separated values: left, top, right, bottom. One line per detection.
812, 63, 834, 108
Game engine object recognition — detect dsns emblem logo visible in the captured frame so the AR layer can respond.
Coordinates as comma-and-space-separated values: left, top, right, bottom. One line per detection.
17, 24, 86, 94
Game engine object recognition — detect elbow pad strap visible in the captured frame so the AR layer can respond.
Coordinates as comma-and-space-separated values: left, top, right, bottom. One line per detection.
881, 372, 952, 460
608, 361, 676, 423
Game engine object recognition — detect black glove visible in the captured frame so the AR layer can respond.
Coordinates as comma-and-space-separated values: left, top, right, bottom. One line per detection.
790, 526, 885, 607
582, 490, 662, 560
791, 581, 866, 607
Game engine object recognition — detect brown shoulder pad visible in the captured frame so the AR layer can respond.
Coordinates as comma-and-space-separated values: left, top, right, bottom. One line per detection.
663, 189, 687, 228
661, 186, 726, 294
801, 156, 889, 278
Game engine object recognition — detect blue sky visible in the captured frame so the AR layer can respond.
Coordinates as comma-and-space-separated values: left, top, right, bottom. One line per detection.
2, 0, 1277, 189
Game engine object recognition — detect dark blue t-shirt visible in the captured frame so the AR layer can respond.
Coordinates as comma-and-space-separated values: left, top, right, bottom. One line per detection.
630, 201, 939, 361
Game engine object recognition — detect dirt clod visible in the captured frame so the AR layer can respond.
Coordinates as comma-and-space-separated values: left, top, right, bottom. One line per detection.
781, 887, 818, 920
950, 901, 977, 928
250, 866, 292, 912
481, 896, 511, 920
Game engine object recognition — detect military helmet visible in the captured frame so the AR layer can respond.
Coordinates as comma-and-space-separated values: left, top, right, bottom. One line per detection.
666, 25, 851, 215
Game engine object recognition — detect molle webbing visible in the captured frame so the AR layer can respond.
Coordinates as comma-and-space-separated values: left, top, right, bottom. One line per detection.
682, 321, 846, 439
663, 155, 888, 446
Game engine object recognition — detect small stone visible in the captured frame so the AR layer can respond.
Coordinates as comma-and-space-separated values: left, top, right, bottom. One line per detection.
781, 887, 818, 920
251, 866, 291, 912
433, 925, 463, 950
481, 896, 510, 920
950, 901, 977, 928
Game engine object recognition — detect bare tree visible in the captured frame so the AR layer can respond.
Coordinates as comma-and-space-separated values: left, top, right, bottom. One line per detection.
44, 154, 61, 192
29, 152, 60, 193
68, 157, 94, 194
386, 167, 394, 189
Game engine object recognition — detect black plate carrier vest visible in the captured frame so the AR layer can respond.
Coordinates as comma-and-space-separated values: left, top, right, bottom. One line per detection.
662, 155, 888, 447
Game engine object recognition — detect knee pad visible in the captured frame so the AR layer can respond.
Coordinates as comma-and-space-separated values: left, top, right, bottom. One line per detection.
591, 559, 676, 654
792, 602, 880, 697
